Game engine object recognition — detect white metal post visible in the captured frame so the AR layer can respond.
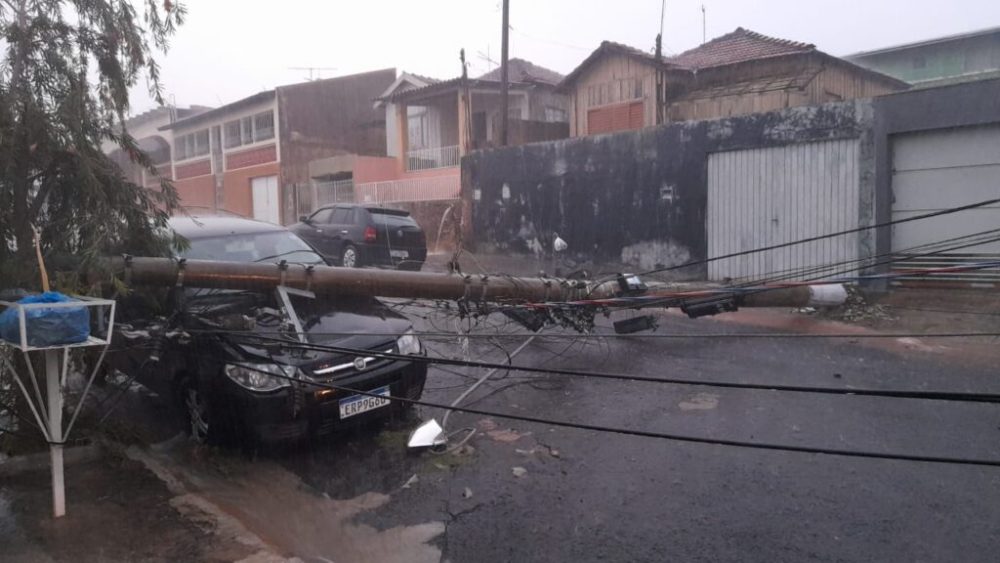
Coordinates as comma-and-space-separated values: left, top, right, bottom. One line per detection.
44, 348, 65, 518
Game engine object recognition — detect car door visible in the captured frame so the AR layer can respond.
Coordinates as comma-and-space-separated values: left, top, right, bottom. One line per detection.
328, 207, 353, 258
302, 208, 343, 257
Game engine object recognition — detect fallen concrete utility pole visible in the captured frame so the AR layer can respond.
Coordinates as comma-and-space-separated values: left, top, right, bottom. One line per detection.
103, 256, 845, 309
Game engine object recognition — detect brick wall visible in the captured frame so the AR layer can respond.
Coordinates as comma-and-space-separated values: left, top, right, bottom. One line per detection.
175, 159, 211, 180
173, 175, 215, 210
225, 144, 277, 171
222, 161, 281, 219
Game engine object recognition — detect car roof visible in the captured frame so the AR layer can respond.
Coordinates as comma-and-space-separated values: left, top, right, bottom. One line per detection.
316, 204, 411, 216
169, 216, 288, 239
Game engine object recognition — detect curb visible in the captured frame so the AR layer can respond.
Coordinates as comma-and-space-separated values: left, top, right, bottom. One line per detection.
0, 443, 103, 478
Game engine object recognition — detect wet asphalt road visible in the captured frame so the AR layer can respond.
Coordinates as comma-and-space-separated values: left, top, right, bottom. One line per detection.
277, 312, 1000, 563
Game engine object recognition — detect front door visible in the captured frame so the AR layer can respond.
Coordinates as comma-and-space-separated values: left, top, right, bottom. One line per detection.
251, 175, 280, 224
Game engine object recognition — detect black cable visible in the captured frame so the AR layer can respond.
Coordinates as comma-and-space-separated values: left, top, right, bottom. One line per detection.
236, 333, 1000, 404
258, 369, 1000, 468
732, 228, 1000, 287
633, 232, 1000, 313
637, 196, 1000, 277
888, 305, 1000, 317
181, 327, 1000, 340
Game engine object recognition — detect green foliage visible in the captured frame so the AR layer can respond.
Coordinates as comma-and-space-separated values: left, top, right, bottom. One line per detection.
0, 0, 187, 291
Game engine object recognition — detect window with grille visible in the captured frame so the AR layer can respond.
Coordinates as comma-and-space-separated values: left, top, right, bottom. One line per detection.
175, 129, 211, 160
253, 111, 274, 142
224, 120, 242, 148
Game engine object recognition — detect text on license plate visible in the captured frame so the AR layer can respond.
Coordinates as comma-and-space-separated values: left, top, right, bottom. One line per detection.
390, 250, 409, 259
339, 385, 391, 419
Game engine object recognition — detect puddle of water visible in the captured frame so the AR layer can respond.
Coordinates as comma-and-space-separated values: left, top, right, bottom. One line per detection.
0, 489, 19, 539
678, 393, 720, 411
132, 442, 444, 563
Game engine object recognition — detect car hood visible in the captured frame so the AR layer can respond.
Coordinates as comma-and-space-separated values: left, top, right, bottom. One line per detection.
196, 295, 413, 368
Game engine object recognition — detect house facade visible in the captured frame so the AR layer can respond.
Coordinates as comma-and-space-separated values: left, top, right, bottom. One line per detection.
846, 26, 1000, 88
559, 28, 908, 137
104, 105, 209, 190
162, 68, 395, 224
345, 61, 569, 205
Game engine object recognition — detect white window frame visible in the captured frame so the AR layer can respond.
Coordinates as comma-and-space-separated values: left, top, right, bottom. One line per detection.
221, 109, 276, 151
173, 128, 211, 162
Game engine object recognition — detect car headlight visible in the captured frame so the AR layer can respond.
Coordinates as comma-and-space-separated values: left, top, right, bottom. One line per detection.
224, 363, 296, 392
396, 330, 421, 355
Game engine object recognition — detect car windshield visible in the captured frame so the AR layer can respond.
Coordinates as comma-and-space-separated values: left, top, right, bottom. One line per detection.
181, 231, 325, 265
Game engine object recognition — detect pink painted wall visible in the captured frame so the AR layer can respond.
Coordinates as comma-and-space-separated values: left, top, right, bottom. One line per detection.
352, 156, 401, 183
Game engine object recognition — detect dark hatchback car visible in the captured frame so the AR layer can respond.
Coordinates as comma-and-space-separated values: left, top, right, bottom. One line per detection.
290, 204, 427, 270
107, 216, 427, 445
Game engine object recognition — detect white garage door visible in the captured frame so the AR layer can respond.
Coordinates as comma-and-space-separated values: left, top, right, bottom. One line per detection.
708, 139, 862, 282
891, 124, 1000, 283
251, 175, 280, 225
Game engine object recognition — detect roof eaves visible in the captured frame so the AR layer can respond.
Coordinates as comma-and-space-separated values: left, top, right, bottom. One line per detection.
845, 25, 1000, 59
557, 40, 687, 92
159, 90, 275, 131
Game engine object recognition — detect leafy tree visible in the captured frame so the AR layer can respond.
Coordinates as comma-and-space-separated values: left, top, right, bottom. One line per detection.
0, 0, 186, 289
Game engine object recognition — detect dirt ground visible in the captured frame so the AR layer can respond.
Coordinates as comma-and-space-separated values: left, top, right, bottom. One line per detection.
0, 454, 256, 562
831, 287, 1000, 332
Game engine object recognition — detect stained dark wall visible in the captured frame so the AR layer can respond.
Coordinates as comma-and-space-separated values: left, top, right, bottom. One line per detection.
463, 101, 868, 278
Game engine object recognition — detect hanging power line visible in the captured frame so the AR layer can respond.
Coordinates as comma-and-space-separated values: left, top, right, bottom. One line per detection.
246, 366, 1000, 468
234, 333, 1000, 404
637, 196, 1000, 277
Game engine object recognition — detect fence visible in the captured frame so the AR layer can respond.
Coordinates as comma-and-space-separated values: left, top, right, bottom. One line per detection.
407, 145, 460, 171
293, 179, 355, 217
355, 174, 460, 204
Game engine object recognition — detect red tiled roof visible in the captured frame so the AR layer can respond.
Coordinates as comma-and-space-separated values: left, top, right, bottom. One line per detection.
668, 27, 815, 69
478, 58, 564, 85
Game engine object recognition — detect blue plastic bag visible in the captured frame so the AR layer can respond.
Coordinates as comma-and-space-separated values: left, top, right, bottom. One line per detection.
0, 292, 90, 347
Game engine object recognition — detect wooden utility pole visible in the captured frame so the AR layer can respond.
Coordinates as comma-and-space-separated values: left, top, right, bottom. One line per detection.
655, 33, 664, 125
499, 0, 510, 146
103, 256, 843, 309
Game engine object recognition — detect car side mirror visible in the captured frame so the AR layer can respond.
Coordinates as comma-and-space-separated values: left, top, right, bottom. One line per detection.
299, 215, 309, 223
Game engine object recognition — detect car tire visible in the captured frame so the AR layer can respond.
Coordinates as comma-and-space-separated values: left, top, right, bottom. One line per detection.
341, 244, 360, 268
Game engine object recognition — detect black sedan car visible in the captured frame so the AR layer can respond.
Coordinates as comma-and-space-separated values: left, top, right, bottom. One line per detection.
108, 216, 427, 445
290, 204, 427, 270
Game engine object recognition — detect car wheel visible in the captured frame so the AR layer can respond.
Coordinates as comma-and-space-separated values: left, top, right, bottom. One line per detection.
181, 380, 212, 445
341, 244, 359, 268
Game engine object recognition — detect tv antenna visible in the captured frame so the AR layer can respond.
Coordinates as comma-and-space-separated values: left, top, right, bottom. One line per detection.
701, 4, 707, 44
477, 47, 499, 71
288, 66, 338, 81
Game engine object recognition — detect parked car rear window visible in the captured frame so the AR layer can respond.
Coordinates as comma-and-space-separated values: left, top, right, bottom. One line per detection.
371, 212, 418, 228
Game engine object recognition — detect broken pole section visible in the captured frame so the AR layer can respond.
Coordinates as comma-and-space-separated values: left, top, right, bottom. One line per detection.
104, 256, 844, 309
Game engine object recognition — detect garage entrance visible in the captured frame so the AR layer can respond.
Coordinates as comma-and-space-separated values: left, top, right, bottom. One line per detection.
251, 175, 280, 224
890, 124, 1000, 284
707, 139, 862, 282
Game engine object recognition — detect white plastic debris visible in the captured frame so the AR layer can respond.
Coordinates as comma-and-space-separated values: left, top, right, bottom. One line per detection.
512, 467, 528, 478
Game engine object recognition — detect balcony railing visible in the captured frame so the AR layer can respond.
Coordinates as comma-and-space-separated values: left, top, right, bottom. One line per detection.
406, 145, 460, 171
355, 175, 460, 204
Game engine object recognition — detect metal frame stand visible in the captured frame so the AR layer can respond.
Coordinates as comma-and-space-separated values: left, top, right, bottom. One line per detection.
0, 296, 115, 518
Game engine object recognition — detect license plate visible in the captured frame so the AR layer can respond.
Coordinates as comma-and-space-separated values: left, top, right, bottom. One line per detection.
390, 250, 409, 259
338, 385, 391, 419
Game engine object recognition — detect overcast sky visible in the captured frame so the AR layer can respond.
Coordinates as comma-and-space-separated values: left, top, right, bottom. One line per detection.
131, 0, 1000, 113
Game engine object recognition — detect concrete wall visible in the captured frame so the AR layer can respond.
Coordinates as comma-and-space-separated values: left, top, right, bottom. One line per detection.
463, 100, 872, 279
